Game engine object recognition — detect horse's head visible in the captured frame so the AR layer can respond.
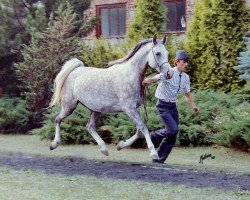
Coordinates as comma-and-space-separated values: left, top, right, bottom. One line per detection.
147, 35, 172, 74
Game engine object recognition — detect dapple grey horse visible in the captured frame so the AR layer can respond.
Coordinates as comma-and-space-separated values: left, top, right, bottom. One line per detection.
49, 35, 171, 159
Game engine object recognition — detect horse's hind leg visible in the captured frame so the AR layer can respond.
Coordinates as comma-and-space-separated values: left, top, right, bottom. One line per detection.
86, 111, 109, 156
50, 101, 77, 150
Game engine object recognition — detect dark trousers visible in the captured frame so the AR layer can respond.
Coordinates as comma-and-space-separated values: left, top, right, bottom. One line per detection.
150, 99, 179, 163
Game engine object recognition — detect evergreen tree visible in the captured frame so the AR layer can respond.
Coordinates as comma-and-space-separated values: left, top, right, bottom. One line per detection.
0, 0, 94, 96
234, 35, 250, 82
15, 2, 95, 120
186, 0, 249, 92
0, 0, 93, 54
0, 0, 48, 56
126, 0, 166, 47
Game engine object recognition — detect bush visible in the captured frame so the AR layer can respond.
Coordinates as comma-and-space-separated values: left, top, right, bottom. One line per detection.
125, 0, 166, 47
101, 113, 137, 144
32, 104, 108, 144
0, 97, 31, 134
234, 36, 250, 82
186, 0, 249, 92
213, 102, 250, 151
177, 90, 250, 151
34, 89, 250, 151
80, 34, 182, 70
80, 38, 128, 68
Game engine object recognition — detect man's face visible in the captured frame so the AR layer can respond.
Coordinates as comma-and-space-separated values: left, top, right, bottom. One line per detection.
176, 59, 189, 72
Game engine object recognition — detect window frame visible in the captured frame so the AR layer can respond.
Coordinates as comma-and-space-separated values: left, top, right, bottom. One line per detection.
96, 3, 126, 38
164, 0, 186, 34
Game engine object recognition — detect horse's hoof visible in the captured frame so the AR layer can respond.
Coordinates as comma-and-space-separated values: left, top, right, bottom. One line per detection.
50, 141, 58, 150
150, 152, 159, 160
49, 144, 54, 150
116, 141, 125, 151
101, 149, 109, 156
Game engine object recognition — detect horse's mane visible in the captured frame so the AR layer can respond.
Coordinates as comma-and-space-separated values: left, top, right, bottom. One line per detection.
107, 39, 152, 67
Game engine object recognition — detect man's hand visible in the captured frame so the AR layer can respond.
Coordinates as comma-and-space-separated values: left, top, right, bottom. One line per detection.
142, 81, 149, 87
193, 106, 200, 116
184, 93, 200, 116
166, 69, 173, 79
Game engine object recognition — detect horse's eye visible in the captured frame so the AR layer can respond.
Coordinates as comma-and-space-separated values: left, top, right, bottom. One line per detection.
156, 52, 161, 56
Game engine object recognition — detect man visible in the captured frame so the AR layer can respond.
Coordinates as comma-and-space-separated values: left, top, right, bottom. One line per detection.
142, 50, 200, 163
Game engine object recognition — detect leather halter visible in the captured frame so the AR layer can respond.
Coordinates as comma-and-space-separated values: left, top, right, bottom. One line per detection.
151, 44, 169, 73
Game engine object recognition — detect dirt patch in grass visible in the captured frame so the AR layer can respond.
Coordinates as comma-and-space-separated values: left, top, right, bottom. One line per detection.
0, 152, 249, 190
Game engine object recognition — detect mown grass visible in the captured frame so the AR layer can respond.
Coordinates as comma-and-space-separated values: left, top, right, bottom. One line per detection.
0, 134, 249, 200
0, 168, 249, 200
0, 134, 249, 174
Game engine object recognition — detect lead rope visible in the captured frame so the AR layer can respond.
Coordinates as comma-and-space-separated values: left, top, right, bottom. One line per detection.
142, 86, 149, 121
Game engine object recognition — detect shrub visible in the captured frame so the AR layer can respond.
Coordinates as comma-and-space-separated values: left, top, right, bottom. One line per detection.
34, 89, 250, 151
126, 0, 166, 47
177, 90, 250, 151
0, 97, 31, 134
234, 36, 250, 82
80, 38, 128, 68
213, 102, 250, 151
101, 113, 137, 144
80, 34, 181, 71
186, 0, 249, 91
32, 104, 107, 144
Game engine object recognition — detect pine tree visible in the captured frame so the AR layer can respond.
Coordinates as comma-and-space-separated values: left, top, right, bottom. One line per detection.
15, 2, 93, 116
0, 0, 95, 96
186, 0, 249, 92
0, 0, 49, 56
126, 0, 166, 47
234, 35, 250, 82
0, 0, 93, 51
0, 1, 46, 95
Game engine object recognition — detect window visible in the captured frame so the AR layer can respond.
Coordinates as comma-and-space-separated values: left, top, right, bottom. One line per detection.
97, 4, 126, 38
164, 0, 186, 32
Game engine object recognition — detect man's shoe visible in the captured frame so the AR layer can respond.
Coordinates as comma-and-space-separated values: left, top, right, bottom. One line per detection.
152, 159, 164, 164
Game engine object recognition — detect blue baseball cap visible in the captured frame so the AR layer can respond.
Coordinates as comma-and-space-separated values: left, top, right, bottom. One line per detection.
176, 50, 189, 61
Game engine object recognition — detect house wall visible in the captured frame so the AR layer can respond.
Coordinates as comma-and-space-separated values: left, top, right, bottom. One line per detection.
186, 0, 196, 25
85, 0, 135, 39
85, 0, 196, 39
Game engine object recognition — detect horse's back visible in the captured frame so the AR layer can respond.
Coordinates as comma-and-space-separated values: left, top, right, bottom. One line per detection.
63, 66, 122, 112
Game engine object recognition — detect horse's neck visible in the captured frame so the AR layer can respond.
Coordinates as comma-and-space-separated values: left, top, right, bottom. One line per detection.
129, 43, 151, 74
126, 44, 150, 98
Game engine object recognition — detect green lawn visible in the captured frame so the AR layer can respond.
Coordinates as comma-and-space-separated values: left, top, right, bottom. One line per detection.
0, 134, 249, 200
0, 168, 249, 200
0, 134, 249, 173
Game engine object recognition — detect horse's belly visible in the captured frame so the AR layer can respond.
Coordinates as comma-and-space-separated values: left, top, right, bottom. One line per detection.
78, 93, 122, 112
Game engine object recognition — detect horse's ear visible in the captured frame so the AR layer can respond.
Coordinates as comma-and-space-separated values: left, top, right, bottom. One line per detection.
162, 35, 167, 44
153, 35, 157, 44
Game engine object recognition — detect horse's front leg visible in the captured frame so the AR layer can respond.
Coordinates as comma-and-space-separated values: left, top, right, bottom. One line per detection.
86, 111, 109, 156
122, 108, 159, 160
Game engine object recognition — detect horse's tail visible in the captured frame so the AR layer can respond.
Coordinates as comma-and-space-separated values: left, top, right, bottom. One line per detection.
49, 58, 84, 108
